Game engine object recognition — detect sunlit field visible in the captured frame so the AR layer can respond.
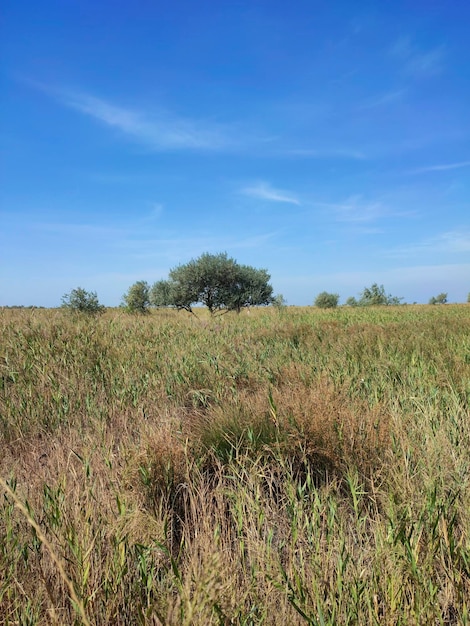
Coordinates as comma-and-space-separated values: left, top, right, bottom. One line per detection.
1, 305, 469, 625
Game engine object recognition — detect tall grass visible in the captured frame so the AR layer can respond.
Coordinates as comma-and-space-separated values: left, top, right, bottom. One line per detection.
1, 304, 469, 624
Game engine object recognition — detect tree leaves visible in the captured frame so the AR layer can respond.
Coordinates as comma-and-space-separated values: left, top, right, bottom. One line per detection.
150, 252, 273, 315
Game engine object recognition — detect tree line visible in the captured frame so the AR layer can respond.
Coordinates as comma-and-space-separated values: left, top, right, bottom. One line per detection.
60, 252, 470, 314
314, 287, 453, 308
62, 252, 273, 315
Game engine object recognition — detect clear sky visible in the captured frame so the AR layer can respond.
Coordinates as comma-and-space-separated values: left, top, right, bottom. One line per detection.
1, 0, 469, 306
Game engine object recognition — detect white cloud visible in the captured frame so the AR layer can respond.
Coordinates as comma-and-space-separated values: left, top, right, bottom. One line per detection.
409, 160, 470, 174
284, 147, 366, 160
241, 181, 301, 205
358, 89, 406, 110
104, 228, 278, 268
387, 229, 470, 258
390, 37, 445, 76
315, 195, 413, 223
147, 203, 164, 220
43, 86, 236, 151
426, 230, 470, 253
33, 221, 124, 238
87, 171, 152, 184
332, 196, 384, 222
406, 47, 445, 76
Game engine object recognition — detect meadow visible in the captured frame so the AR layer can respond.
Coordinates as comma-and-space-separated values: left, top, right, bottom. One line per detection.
1, 304, 469, 625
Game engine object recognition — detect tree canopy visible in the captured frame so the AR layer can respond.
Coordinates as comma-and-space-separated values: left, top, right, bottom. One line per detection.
150, 252, 273, 315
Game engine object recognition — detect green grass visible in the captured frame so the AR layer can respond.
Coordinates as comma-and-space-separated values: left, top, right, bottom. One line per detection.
1, 304, 469, 624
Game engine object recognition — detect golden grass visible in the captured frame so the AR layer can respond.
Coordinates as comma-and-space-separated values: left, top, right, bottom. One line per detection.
1, 304, 469, 624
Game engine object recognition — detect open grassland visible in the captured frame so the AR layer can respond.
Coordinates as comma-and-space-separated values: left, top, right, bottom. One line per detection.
1, 305, 469, 625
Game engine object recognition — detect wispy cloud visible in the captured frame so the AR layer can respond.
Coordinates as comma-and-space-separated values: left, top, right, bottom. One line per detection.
87, 171, 152, 184
358, 89, 406, 110
118, 231, 277, 262
332, 198, 384, 222
28, 214, 276, 261
409, 160, 470, 174
37, 84, 237, 151
390, 37, 445, 77
241, 181, 301, 205
32, 221, 124, 238
147, 203, 164, 220
387, 229, 470, 258
434, 230, 470, 253
284, 147, 366, 160
316, 195, 413, 223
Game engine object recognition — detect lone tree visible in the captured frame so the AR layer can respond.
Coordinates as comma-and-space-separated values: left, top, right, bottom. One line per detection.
150, 252, 273, 315
61, 287, 105, 315
122, 281, 151, 313
429, 293, 448, 305
314, 291, 339, 308
352, 283, 403, 306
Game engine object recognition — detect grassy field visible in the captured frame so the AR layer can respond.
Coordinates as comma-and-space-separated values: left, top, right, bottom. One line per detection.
1, 304, 469, 625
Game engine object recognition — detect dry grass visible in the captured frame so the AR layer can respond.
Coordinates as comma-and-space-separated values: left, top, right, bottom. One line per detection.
1, 304, 469, 624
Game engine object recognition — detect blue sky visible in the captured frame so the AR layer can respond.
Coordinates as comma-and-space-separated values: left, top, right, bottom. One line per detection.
1, 0, 469, 306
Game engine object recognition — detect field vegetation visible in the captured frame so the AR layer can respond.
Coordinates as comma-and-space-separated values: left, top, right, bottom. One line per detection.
1, 304, 469, 625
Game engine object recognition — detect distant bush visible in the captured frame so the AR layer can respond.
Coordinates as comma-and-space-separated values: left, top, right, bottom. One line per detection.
122, 281, 151, 314
346, 283, 403, 307
314, 291, 339, 308
61, 287, 105, 315
272, 294, 287, 310
429, 293, 447, 305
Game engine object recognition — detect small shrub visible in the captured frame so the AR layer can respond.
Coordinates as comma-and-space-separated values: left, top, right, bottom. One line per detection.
193, 400, 282, 466
347, 283, 402, 307
272, 294, 287, 311
61, 287, 105, 315
429, 293, 448, 305
122, 281, 151, 313
314, 291, 339, 309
